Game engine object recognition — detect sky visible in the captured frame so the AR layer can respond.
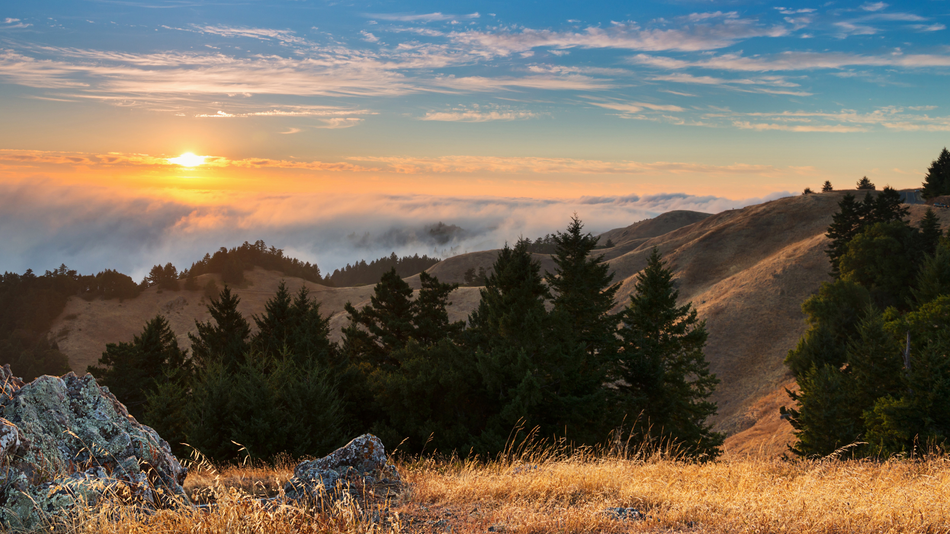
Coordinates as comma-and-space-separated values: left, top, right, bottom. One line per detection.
1, 0, 948, 278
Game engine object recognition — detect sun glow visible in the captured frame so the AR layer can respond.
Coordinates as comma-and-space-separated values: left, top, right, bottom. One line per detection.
168, 152, 207, 167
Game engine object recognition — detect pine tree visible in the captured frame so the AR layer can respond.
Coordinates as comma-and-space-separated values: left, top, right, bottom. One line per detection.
783, 364, 862, 457
857, 176, 876, 190
189, 285, 251, 370
614, 248, 723, 459
838, 221, 921, 309
547, 215, 621, 360
467, 241, 553, 452
89, 314, 188, 419
921, 148, 950, 199
252, 280, 294, 357
287, 285, 337, 368
865, 334, 950, 456
912, 242, 950, 307
845, 309, 904, 418
368, 338, 482, 454
413, 271, 464, 346
869, 187, 909, 225
919, 208, 943, 257
826, 193, 862, 276
784, 279, 873, 378
822, 181, 833, 192
342, 268, 415, 370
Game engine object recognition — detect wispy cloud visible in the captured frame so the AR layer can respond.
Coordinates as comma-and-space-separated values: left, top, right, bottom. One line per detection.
861, 2, 888, 12
193, 105, 373, 118
1, 17, 32, 29
708, 106, 950, 132
631, 51, 950, 72
433, 74, 611, 92
448, 19, 790, 56
420, 105, 539, 122
583, 97, 685, 120
367, 12, 480, 23
733, 121, 867, 133
193, 25, 308, 46
315, 118, 364, 129
649, 72, 812, 96
347, 155, 784, 176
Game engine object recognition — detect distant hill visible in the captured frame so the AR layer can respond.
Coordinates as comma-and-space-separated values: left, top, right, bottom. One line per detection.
596, 210, 711, 252
45, 191, 950, 456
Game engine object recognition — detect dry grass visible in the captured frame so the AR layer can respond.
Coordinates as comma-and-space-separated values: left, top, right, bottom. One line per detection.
50, 445, 950, 534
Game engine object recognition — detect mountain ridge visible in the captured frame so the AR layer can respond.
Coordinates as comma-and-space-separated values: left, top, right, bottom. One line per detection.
46, 191, 949, 456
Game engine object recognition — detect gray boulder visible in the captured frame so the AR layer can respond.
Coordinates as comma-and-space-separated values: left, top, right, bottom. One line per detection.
0, 365, 189, 531
284, 433, 401, 502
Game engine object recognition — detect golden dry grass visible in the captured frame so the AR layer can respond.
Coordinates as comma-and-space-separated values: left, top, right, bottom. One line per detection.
52, 447, 950, 534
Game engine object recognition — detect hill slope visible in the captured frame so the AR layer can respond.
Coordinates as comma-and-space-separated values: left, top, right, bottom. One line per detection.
47, 191, 949, 455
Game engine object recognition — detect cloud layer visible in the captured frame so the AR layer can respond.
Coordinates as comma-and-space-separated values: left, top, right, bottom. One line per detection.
0, 180, 790, 279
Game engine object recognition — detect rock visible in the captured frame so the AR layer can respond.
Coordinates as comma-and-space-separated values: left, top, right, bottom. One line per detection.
0, 365, 189, 531
604, 507, 645, 521
284, 433, 401, 503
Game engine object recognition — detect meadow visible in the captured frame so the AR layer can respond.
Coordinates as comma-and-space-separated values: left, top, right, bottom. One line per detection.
60, 443, 950, 534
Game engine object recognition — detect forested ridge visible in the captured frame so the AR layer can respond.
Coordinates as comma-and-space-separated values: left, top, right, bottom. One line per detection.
783, 149, 950, 457
0, 240, 441, 381
87, 217, 723, 463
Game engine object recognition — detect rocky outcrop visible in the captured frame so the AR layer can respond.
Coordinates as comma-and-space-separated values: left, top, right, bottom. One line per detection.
0, 365, 189, 531
284, 434, 401, 503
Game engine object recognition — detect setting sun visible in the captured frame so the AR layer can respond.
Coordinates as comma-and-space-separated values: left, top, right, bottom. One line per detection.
167, 153, 206, 167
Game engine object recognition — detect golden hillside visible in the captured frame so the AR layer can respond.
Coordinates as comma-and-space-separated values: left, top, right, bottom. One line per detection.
48, 191, 948, 456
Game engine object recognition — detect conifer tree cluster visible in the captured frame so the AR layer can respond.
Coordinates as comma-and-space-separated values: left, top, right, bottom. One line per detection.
92, 282, 344, 461
326, 252, 441, 287
0, 265, 142, 381
93, 216, 724, 462
784, 159, 950, 457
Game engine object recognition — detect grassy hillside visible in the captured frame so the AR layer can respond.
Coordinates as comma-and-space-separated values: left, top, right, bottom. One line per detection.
65, 450, 950, 534
47, 191, 950, 455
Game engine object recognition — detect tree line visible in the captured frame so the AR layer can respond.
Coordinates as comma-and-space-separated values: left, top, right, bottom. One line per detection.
325, 252, 441, 287
783, 148, 950, 457
91, 216, 723, 462
0, 265, 142, 381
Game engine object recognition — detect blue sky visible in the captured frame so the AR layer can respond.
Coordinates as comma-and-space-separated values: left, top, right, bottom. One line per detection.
0, 0, 948, 275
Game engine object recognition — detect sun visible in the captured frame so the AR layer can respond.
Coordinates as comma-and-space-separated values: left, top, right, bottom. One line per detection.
167, 152, 207, 167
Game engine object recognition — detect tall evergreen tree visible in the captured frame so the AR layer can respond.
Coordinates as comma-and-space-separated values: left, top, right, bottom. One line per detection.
614, 248, 723, 459
466, 241, 554, 451
838, 221, 921, 309
919, 208, 943, 257
189, 285, 251, 370
826, 193, 862, 277
912, 241, 950, 307
822, 181, 834, 192
368, 338, 482, 454
341, 268, 415, 370
89, 314, 188, 419
413, 271, 464, 346
869, 187, 910, 225
252, 280, 295, 357
921, 148, 950, 199
546, 215, 621, 361
287, 285, 337, 368
783, 364, 862, 458
784, 279, 873, 378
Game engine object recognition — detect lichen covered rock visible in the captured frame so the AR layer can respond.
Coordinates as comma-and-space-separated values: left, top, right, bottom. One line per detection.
284, 434, 401, 502
0, 365, 189, 531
